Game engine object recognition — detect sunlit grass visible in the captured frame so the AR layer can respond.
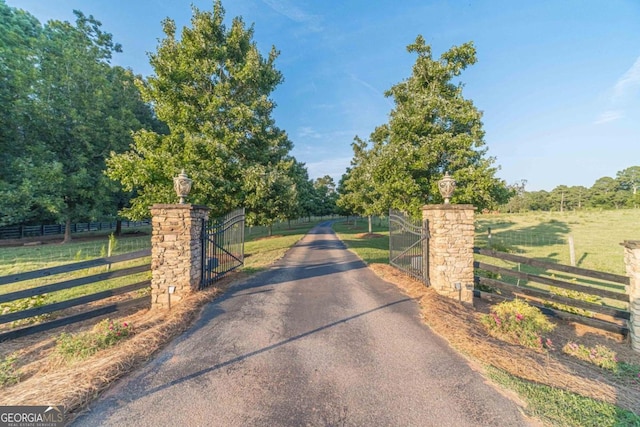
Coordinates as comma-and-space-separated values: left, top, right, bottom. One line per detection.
476, 209, 640, 275
486, 366, 640, 427
242, 219, 328, 273
332, 219, 389, 264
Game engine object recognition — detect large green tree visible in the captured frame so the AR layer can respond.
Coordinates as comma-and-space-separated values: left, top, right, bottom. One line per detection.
0, 1, 57, 226
107, 1, 292, 219
312, 175, 339, 217
360, 36, 509, 217
337, 137, 381, 232
616, 166, 640, 208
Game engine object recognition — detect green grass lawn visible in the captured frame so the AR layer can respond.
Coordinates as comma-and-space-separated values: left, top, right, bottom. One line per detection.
332, 219, 389, 264
243, 219, 328, 273
476, 209, 640, 275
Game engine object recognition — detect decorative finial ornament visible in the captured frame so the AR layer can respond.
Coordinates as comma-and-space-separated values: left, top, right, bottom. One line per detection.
438, 171, 456, 204
173, 169, 193, 204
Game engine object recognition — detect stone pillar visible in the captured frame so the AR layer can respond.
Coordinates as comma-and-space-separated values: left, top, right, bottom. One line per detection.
422, 204, 475, 305
622, 240, 640, 352
150, 204, 209, 309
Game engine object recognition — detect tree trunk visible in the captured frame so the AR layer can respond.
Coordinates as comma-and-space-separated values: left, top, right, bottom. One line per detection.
115, 219, 122, 236
63, 218, 72, 243
268, 224, 273, 237
368, 215, 372, 234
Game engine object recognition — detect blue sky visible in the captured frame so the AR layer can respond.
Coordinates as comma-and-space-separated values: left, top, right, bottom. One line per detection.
8, 0, 640, 191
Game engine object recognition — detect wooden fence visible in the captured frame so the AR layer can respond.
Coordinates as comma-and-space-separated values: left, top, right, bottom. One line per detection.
0, 220, 150, 240
0, 249, 151, 341
474, 247, 630, 335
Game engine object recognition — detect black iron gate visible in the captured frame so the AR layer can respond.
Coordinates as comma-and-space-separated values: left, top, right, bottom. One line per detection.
389, 209, 429, 285
201, 208, 245, 288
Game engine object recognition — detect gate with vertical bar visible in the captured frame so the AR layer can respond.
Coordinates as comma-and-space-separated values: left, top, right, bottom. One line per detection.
389, 209, 429, 285
201, 208, 245, 289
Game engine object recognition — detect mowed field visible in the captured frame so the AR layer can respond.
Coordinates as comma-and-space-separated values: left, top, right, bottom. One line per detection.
475, 209, 640, 275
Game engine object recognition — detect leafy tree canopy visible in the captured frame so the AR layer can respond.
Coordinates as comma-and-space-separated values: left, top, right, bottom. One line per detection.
340, 36, 510, 218
107, 0, 293, 219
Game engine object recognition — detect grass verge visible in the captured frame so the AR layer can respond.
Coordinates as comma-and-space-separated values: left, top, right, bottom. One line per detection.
486, 366, 640, 427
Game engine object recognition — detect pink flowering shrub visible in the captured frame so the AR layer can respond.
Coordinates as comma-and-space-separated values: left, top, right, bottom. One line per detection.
563, 342, 618, 370
481, 299, 555, 350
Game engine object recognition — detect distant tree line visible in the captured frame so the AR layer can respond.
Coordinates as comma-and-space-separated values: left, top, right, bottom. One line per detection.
0, 0, 338, 240
502, 166, 640, 212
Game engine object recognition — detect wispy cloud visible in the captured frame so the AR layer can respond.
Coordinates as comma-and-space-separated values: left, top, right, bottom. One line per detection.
594, 110, 624, 125
595, 55, 640, 125
348, 73, 381, 97
260, 0, 323, 32
612, 56, 640, 101
305, 157, 352, 181
297, 126, 322, 139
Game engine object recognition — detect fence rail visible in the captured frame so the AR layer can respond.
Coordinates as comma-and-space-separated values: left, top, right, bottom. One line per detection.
0, 220, 150, 240
473, 247, 630, 334
0, 249, 151, 341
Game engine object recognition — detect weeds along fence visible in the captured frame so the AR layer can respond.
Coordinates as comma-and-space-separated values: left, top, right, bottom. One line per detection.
0, 249, 151, 341
474, 247, 630, 335
0, 220, 150, 240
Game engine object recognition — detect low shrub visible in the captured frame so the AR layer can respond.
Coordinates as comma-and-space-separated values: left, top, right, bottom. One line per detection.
0, 294, 50, 327
0, 353, 19, 387
481, 299, 555, 350
55, 319, 133, 362
563, 342, 640, 383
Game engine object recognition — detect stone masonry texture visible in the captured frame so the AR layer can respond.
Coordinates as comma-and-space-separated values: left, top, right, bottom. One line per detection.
422, 204, 475, 305
150, 204, 209, 310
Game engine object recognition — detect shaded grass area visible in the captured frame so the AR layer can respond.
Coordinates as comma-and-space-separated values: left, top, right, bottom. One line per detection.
332, 220, 389, 264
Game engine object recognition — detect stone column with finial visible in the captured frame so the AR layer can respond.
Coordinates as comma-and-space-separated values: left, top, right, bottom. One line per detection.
422, 172, 475, 304
149, 170, 209, 309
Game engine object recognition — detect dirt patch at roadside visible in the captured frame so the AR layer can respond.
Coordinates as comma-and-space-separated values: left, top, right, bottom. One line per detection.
355, 233, 385, 239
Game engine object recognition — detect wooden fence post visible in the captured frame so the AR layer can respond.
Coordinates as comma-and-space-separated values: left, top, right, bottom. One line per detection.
622, 240, 640, 352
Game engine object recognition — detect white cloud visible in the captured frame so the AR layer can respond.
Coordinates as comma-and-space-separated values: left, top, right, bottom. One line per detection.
297, 126, 322, 139
348, 73, 382, 97
306, 157, 352, 181
260, 0, 323, 32
596, 55, 640, 124
612, 56, 640, 101
594, 110, 624, 125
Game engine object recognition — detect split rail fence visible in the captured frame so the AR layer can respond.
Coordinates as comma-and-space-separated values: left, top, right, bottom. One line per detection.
0, 249, 151, 341
474, 247, 630, 335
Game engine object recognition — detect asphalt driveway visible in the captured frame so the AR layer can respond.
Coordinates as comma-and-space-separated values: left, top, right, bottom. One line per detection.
72, 222, 535, 426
